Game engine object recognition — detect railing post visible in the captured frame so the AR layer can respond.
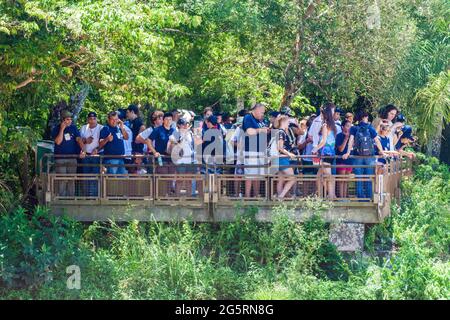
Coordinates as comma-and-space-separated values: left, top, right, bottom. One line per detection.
100, 155, 105, 201
318, 157, 324, 198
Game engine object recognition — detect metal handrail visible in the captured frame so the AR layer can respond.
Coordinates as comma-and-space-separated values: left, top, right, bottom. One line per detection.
40, 153, 413, 206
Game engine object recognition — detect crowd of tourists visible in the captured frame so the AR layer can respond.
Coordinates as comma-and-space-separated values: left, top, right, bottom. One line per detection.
52, 102, 416, 199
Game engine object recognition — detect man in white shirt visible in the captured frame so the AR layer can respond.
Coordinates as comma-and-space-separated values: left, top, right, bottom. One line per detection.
79, 112, 103, 196
168, 118, 198, 196
80, 112, 103, 157
118, 109, 133, 169
334, 107, 343, 135
309, 112, 323, 150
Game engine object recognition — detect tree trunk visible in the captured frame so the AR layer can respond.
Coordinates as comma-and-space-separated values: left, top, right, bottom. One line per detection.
69, 82, 90, 124
17, 149, 29, 196
426, 116, 443, 158
440, 121, 450, 165
43, 82, 90, 139
279, 0, 321, 108
236, 97, 244, 111
280, 82, 296, 108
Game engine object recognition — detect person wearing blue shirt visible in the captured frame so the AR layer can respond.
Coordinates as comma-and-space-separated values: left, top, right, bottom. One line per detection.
343, 110, 380, 200
376, 124, 391, 165
51, 110, 84, 196
98, 111, 129, 174
126, 104, 146, 154
335, 119, 353, 199
201, 107, 213, 135
242, 103, 269, 198
376, 123, 400, 174
146, 112, 175, 174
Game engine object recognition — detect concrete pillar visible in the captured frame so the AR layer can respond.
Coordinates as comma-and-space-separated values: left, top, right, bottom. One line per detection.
329, 222, 365, 252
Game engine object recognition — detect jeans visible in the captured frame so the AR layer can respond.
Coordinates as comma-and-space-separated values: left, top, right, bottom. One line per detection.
352, 157, 376, 199
104, 159, 127, 174
81, 157, 100, 196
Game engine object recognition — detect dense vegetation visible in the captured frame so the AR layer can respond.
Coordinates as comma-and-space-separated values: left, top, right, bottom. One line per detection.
1, 0, 449, 198
0, 0, 448, 300
0, 155, 448, 300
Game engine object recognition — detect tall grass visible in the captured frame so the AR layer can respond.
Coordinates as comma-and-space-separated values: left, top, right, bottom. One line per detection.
0, 155, 448, 300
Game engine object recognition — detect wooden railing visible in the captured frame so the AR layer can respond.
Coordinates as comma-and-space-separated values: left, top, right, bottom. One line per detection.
39, 154, 413, 211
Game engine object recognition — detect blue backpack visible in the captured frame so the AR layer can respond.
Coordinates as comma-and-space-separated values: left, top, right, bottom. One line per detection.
355, 125, 374, 156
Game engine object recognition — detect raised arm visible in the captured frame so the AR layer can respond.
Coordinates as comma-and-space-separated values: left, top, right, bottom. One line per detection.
312, 125, 328, 153
337, 134, 349, 153
343, 135, 354, 160
54, 123, 67, 145
374, 136, 386, 156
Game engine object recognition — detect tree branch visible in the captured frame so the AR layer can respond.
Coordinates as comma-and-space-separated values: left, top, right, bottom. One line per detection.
14, 49, 90, 90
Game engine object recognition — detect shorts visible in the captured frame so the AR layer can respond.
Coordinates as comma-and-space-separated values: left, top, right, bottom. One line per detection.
336, 167, 352, 174
273, 157, 290, 172
244, 152, 267, 176
321, 157, 334, 165
302, 162, 318, 175
176, 164, 196, 174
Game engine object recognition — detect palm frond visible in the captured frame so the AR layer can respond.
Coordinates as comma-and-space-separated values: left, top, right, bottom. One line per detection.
413, 70, 450, 142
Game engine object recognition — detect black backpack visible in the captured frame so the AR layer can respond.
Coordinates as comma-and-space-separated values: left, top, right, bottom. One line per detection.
354, 125, 374, 156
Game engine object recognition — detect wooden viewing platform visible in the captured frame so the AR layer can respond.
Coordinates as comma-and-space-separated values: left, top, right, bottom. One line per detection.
36, 154, 414, 224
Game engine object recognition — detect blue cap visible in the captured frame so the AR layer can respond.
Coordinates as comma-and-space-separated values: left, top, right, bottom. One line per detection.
117, 108, 127, 120
335, 107, 344, 114
207, 115, 218, 126
402, 125, 414, 140
396, 113, 406, 123
395, 125, 415, 149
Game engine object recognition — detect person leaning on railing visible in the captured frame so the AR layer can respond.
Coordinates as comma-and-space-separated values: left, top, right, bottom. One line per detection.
242, 103, 270, 198
376, 123, 399, 175
51, 110, 84, 197
312, 103, 337, 200
136, 110, 164, 160
79, 111, 103, 196
343, 110, 383, 200
335, 119, 353, 199
300, 115, 316, 175
395, 125, 417, 160
143, 112, 175, 174
271, 115, 297, 200
168, 118, 198, 196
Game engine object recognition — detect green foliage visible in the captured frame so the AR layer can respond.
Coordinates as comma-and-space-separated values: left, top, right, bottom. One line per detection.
0, 206, 85, 290
1, 158, 449, 300
1, 0, 449, 193
0, 0, 449, 299
364, 155, 450, 299
413, 70, 450, 143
